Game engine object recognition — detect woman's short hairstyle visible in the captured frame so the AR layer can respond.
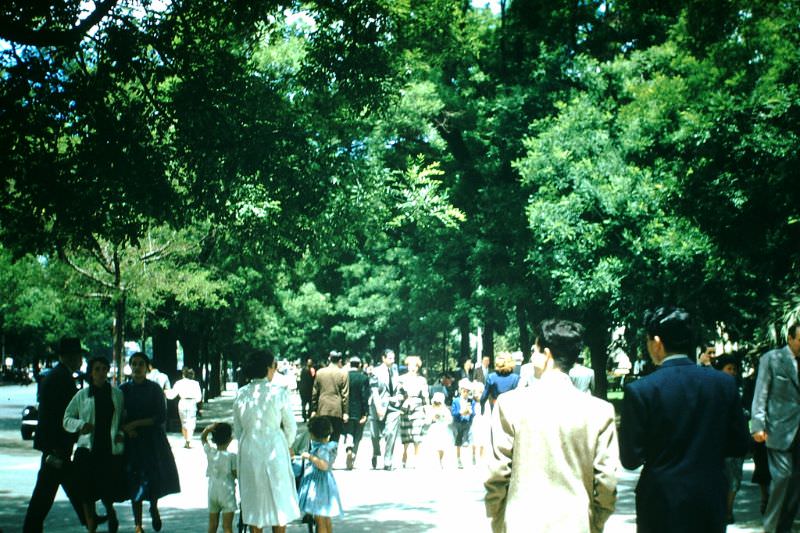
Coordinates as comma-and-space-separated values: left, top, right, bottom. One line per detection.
404, 355, 422, 370
307, 416, 333, 441
244, 349, 275, 380
182, 367, 195, 379
129, 352, 150, 367
88, 355, 110, 372
494, 353, 515, 375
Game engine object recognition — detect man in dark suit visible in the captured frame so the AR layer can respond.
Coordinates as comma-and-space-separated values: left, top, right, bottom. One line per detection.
311, 351, 349, 443
620, 307, 750, 533
751, 322, 800, 533
23, 337, 87, 532
343, 356, 370, 469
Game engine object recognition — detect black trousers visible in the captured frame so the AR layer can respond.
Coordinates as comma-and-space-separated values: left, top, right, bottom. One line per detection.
318, 415, 344, 444
343, 418, 365, 455
23, 453, 85, 532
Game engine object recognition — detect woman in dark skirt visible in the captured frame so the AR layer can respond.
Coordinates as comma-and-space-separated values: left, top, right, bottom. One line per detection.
121, 352, 181, 533
63, 356, 127, 532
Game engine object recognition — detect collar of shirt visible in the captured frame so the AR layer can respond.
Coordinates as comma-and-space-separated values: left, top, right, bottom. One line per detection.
661, 354, 690, 364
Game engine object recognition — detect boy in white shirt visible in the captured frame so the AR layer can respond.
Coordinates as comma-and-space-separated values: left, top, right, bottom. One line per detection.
201, 422, 237, 533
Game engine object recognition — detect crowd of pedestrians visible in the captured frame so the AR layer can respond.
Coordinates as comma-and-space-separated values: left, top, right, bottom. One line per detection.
21, 306, 800, 533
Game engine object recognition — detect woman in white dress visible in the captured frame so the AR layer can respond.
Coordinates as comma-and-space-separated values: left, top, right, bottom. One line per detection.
169, 367, 202, 448
233, 350, 300, 533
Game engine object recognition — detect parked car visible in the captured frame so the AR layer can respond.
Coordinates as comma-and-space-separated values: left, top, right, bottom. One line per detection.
21, 405, 38, 440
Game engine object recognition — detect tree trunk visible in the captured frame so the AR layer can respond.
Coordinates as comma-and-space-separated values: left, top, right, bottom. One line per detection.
152, 325, 178, 381
208, 350, 222, 399
585, 321, 609, 399
516, 302, 530, 356
459, 316, 470, 365
482, 320, 495, 361
112, 294, 126, 384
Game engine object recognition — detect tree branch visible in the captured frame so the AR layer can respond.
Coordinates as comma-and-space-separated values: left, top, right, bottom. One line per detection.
0, 0, 119, 47
58, 248, 116, 289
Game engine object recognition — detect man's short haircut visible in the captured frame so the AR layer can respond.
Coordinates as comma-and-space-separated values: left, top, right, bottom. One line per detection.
383, 349, 395, 358
536, 320, 585, 371
644, 306, 695, 355
212, 422, 233, 446
349, 356, 362, 368
244, 349, 275, 380
789, 323, 800, 339
329, 351, 342, 364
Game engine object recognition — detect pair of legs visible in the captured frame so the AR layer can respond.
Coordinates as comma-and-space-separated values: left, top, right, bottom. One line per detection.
249, 526, 286, 533
23, 453, 86, 532
764, 437, 800, 533
208, 511, 234, 533
179, 405, 197, 448
401, 442, 421, 467
370, 410, 401, 469
132, 499, 161, 533
83, 499, 118, 533
315, 515, 333, 533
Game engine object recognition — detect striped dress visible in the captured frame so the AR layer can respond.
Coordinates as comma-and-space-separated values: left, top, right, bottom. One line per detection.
399, 373, 429, 444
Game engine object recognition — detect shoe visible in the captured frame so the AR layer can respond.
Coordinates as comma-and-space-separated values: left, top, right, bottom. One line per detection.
184, 441, 191, 449
94, 515, 108, 526
150, 507, 162, 532
346, 451, 355, 470
726, 514, 734, 524
457, 459, 463, 469
108, 513, 119, 533
383, 465, 394, 471
371, 456, 378, 469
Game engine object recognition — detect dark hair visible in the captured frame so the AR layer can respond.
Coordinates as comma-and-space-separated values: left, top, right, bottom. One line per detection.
789, 323, 800, 339
88, 356, 111, 372
307, 416, 333, 441
129, 352, 150, 367
212, 422, 233, 446
644, 307, 695, 355
244, 349, 275, 380
182, 367, 195, 379
713, 353, 738, 372
536, 319, 585, 370
329, 351, 342, 364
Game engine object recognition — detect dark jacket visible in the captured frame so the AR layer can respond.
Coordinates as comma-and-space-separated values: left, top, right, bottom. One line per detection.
34, 363, 79, 455
347, 369, 370, 420
620, 356, 750, 533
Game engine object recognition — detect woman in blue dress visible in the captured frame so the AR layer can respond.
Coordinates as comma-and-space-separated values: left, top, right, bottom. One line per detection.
298, 417, 342, 533
120, 352, 181, 533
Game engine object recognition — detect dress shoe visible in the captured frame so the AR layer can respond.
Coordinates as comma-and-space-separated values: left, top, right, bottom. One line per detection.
371, 456, 378, 469
346, 451, 355, 470
150, 507, 162, 532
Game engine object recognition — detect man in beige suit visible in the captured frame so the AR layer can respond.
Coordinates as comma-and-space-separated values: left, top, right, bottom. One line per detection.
311, 351, 349, 443
485, 319, 618, 533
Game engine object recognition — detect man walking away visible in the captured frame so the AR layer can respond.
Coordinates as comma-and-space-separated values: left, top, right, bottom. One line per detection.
620, 306, 750, 533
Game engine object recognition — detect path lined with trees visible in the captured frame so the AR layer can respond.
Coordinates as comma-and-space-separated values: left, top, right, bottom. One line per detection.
1, 0, 798, 398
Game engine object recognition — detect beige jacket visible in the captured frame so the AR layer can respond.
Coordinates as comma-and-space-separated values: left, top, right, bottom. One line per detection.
485, 371, 618, 533
312, 364, 349, 418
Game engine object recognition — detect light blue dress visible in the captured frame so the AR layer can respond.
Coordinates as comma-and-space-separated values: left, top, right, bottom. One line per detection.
297, 441, 343, 517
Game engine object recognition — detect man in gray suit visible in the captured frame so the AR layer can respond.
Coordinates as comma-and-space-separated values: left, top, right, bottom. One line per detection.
369, 349, 402, 470
751, 323, 800, 533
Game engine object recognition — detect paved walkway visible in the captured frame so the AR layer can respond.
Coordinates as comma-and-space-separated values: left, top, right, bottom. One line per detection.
0, 387, 776, 532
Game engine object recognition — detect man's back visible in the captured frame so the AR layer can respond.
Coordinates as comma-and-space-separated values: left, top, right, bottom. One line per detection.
620, 357, 750, 532
347, 370, 370, 419
485, 372, 617, 533
313, 364, 349, 418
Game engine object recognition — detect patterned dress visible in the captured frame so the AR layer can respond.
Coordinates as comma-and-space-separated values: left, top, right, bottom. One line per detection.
234, 377, 300, 528
297, 440, 343, 517
399, 373, 429, 444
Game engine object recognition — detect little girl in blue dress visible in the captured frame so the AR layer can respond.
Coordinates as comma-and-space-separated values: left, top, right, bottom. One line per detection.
298, 417, 343, 533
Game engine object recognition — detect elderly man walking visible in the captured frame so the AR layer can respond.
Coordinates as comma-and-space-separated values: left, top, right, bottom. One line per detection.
751, 322, 800, 533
